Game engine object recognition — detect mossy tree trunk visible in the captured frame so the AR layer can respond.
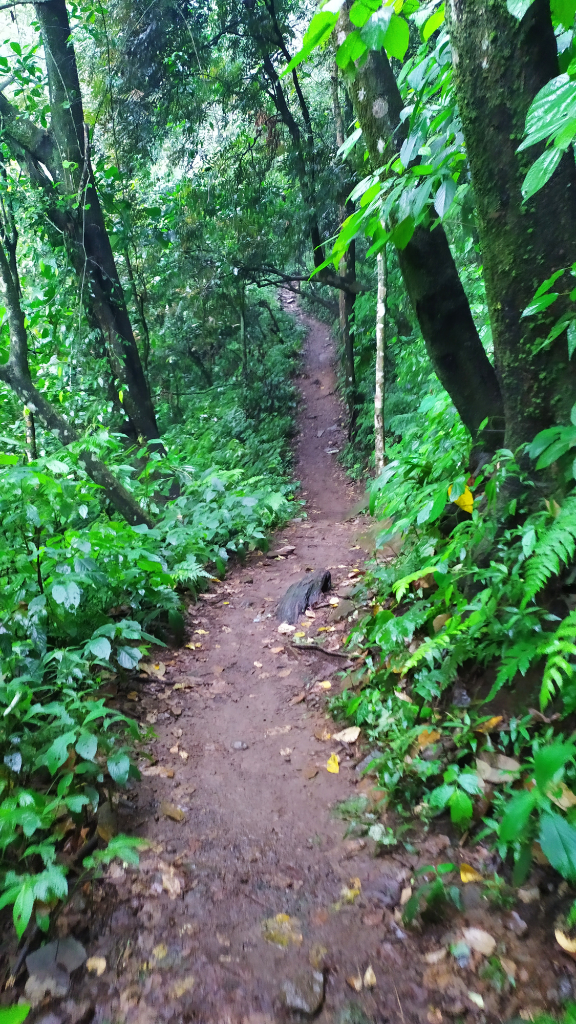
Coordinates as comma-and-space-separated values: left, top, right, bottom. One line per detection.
339, 20, 505, 450
447, 0, 576, 458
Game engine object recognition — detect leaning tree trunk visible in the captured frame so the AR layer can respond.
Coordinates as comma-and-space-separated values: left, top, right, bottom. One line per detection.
447, 0, 576, 458
33, 0, 161, 449
0, 236, 154, 528
338, 3, 505, 450
375, 250, 386, 476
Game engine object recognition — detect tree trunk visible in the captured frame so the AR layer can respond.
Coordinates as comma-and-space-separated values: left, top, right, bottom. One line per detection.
339, 5, 504, 449
375, 249, 386, 476
0, 234, 154, 528
331, 68, 357, 432
447, 0, 576, 456
32, 0, 161, 448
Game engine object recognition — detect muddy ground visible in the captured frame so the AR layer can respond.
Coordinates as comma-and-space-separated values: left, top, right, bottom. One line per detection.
19, 301, 576, 1024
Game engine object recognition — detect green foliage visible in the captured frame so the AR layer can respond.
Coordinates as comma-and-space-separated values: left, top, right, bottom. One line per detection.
402, 862, 461, 924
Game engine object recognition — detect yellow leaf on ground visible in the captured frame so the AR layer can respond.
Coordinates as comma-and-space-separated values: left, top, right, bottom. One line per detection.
294, 632, 306, 638
475, 716, 503, 734
460, 863, 483, 883
86, 957, 107, 976
347, 973, 363, 992
194, 629, 209, 635
418, 728, 441, 748
140, 765, 175, 779
262, 913, 303, 947
152, 943, 168, 961
327, 753, 340, 774
171, 976, 195, 998
316, 680, 331, 690
341, 878, 361, 902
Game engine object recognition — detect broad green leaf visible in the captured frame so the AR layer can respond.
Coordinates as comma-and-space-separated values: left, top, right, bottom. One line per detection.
533, 268, 566, 298
449, 788, 473, 825
282, 7, 341, 75
360, 6, 393, 49
522, 292, 559, 317
520, 74, 576, 150
391, 215, 415, 249
457, 771, 483, 796
0, 454, 18, 465
87, 636, 111, 661
499, 790, 537, 842
522, 147, 563, 201
0, 1006, 31, 1024
507, 0, 536, 17
429, 783, 455, 808
117, 646, 141, 669
336, 30, 367, 69
13, 881, 34, 939
423, 3, 444, 40
534, 740, 575, 790
434, 178, 457, 219
350, 0, 381, 28
384, 13, 410, 60
539, 811, 576, 880
42, 731, 77, 775
107, 753, 130, 785
552, 0, 576, 27
528, 426, 562, 459
76, 732, 98, 762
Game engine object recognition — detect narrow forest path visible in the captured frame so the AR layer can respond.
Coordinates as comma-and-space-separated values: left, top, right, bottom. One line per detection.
61, 300, 416, 1024
51, 305, 556, 1024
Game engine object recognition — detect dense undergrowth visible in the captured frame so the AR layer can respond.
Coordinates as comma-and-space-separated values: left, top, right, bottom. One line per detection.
334, 391, 576, 890
0, 301, 301, 939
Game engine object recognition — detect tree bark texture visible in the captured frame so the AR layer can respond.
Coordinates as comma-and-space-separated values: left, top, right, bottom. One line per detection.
447, 0, 576, 454
375, 249, 386, 475
339, 3, 505, 449
331, 68, 358, 430
0, 235, 154, 528
17, 0, 161, 447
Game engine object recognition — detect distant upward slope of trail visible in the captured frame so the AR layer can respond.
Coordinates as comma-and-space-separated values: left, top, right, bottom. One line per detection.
37, 301, 561, 1024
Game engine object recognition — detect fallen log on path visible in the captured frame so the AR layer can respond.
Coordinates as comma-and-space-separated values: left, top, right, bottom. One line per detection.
276, 569, 331, 624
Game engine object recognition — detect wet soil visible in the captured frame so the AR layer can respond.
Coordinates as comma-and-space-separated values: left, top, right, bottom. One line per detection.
30, 303, 576, 1024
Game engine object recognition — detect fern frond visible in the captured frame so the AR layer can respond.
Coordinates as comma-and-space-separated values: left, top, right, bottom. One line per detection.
524, 495, 576, 601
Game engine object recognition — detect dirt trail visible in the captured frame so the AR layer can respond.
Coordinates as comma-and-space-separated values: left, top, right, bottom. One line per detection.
50, 304, 563, 1024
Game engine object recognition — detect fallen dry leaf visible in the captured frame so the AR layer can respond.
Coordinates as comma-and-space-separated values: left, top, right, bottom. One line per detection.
254, 661, 263, 668
278, 622, 295, 634
194, 629, 209, 635
400, 885, 412, 906
141, 765, 175, 779
501, 958, 517, 980
266, 725, 291, 737
316, 680, 332, 690
432, 613, 450, 633
289, 692, 306, 706
262, 913, 303, 947
222, 626, 232, 634
170, 744, 179, 754
327, 753, 340, 774
548, 781, 576, 810
332, 726, 361, 744
460, 863, 483, 883
309, 943, 328, 969
271, 646, 284, 654
476, 753, 520, 784
179, 750, 189, 761
347, 973, 363, 992
314, 727, 331, 742
162, 867, 183, 899
171, 975, 195, 999
424, 949, 447, 965
126, 691, 138, 701
468, 993, 485, 1010
394, 690, 413, 703
278, 668, 292, 678
364, 965, 376, 988
152, 943, 168, 961
161, 801, 186, 822
141, 661, 166, 678
280, 747, 292, 757
462, 927, 496, 956
555, 928, 576, 954
86, 956, 106, 976
302, 765, 318, 780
